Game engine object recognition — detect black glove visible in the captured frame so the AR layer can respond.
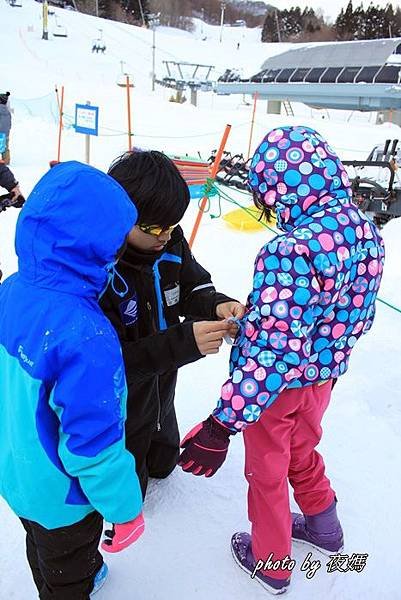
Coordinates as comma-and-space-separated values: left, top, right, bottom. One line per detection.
12, 194, 25, 208
178, 415, 235, 477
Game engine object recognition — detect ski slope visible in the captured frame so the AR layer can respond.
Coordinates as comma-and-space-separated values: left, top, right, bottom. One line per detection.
0, 2, 400, 599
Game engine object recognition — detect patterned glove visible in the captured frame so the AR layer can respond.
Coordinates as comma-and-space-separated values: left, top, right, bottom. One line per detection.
178, 415, 234, 477
101, 513, 145, 553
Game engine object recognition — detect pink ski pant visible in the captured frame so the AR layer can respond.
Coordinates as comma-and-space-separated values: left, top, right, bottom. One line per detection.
243, 381, 336, 579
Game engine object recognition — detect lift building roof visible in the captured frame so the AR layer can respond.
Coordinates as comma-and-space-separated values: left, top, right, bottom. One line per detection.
216, 38, 401, 111
260, 38, 401, 71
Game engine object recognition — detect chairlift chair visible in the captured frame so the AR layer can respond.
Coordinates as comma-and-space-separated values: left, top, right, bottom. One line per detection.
53, 15, 68, 38
116, 74, 134, 88
91, 39, 106, 53
91, 28, 106, 53
116, 60, 134, 87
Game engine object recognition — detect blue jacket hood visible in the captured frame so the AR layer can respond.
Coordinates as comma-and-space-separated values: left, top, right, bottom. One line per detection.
248, 126, 353, 231
15, 161, 137, 297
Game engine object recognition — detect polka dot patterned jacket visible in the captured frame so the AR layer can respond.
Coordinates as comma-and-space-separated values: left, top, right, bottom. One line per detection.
213, 126, 385, 432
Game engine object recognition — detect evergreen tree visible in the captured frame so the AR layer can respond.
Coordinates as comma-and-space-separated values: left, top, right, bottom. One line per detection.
384, 3, 397, 37
335, 8, 346, 39
261, 8, 280, 42
335, 0, 355, 39
124, 0, 149, 24
98, 0, 113, 18
302, 7, 320, 37
352, 3, 366, 39
394, 6, 401, 36
364, 4, 381, 39
287, 7, 302, 38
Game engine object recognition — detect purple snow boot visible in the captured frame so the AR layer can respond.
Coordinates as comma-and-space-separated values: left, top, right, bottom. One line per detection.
231, 533, 290, 595
292, 499, 344, 555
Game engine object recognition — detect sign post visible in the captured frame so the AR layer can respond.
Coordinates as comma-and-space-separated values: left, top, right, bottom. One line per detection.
74, 102, 99, 164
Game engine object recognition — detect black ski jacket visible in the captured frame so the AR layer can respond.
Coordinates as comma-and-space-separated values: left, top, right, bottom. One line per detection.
0, 163, 17, 192
100, 225, 235, 433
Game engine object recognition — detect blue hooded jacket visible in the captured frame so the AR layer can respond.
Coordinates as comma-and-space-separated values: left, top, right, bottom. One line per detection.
0, 161, 143, 528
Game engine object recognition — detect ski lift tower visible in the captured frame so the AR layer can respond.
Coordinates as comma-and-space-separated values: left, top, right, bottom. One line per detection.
148, 13, 160, 92
42, 0, 49, 40
219, 1, 226, 43
162, 61, 215, 106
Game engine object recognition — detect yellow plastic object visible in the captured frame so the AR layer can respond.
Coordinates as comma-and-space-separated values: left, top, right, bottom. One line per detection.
223, 207, 276, 232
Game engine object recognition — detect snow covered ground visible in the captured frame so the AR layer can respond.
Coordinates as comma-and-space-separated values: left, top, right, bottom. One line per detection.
1, 2, 401, 598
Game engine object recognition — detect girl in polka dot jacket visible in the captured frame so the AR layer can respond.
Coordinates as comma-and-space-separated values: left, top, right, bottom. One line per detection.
179, 126, 385, 595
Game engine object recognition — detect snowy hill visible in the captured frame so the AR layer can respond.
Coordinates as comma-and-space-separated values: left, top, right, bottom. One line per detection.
1, 2, 401, 599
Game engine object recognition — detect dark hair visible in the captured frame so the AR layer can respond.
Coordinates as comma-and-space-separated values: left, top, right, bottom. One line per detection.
252, 190, 275, 224
108, 150, 190, 227
0, 92, 10, 105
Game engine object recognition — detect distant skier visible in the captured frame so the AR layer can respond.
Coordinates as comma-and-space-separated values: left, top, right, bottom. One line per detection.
0, 92, 12, 165
0, 162, 24, 282
179, 126, 385, 595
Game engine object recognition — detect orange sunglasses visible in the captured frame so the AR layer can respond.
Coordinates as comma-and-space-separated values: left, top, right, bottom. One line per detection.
137, 223, 177, 236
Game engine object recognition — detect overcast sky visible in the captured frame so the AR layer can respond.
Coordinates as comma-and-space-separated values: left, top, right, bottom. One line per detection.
256, 1, 401, 22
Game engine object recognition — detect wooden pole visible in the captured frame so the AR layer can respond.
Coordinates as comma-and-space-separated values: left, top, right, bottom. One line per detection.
188, 124, 231, 249
247, 92, 258, 160
56, 85, 64, 163
126, 75, 132, 150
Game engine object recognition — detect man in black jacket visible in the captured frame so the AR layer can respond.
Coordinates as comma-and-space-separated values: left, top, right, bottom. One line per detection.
100, 150, 245, 496
0, 162, 21, 199
0, 162, 24, 281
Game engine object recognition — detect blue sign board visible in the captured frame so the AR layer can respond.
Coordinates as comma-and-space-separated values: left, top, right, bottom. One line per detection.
74, 104, 99, 136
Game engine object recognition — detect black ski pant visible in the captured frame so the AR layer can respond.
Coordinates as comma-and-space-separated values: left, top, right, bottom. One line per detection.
126, 402, 180, 498
20, 511, 103, 599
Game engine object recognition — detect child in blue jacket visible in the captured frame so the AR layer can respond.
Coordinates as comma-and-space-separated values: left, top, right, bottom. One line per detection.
179, 126, 385, 595
0, 162, 144, 598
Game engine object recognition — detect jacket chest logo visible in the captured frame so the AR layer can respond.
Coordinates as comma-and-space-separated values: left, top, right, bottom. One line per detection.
119, 294, 138, 326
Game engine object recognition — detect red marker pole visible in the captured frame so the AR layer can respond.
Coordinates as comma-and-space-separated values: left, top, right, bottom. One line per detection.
188, 124, 231, 249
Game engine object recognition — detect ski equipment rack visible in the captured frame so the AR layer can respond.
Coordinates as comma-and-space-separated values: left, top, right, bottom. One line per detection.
208, 140, 401, 228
